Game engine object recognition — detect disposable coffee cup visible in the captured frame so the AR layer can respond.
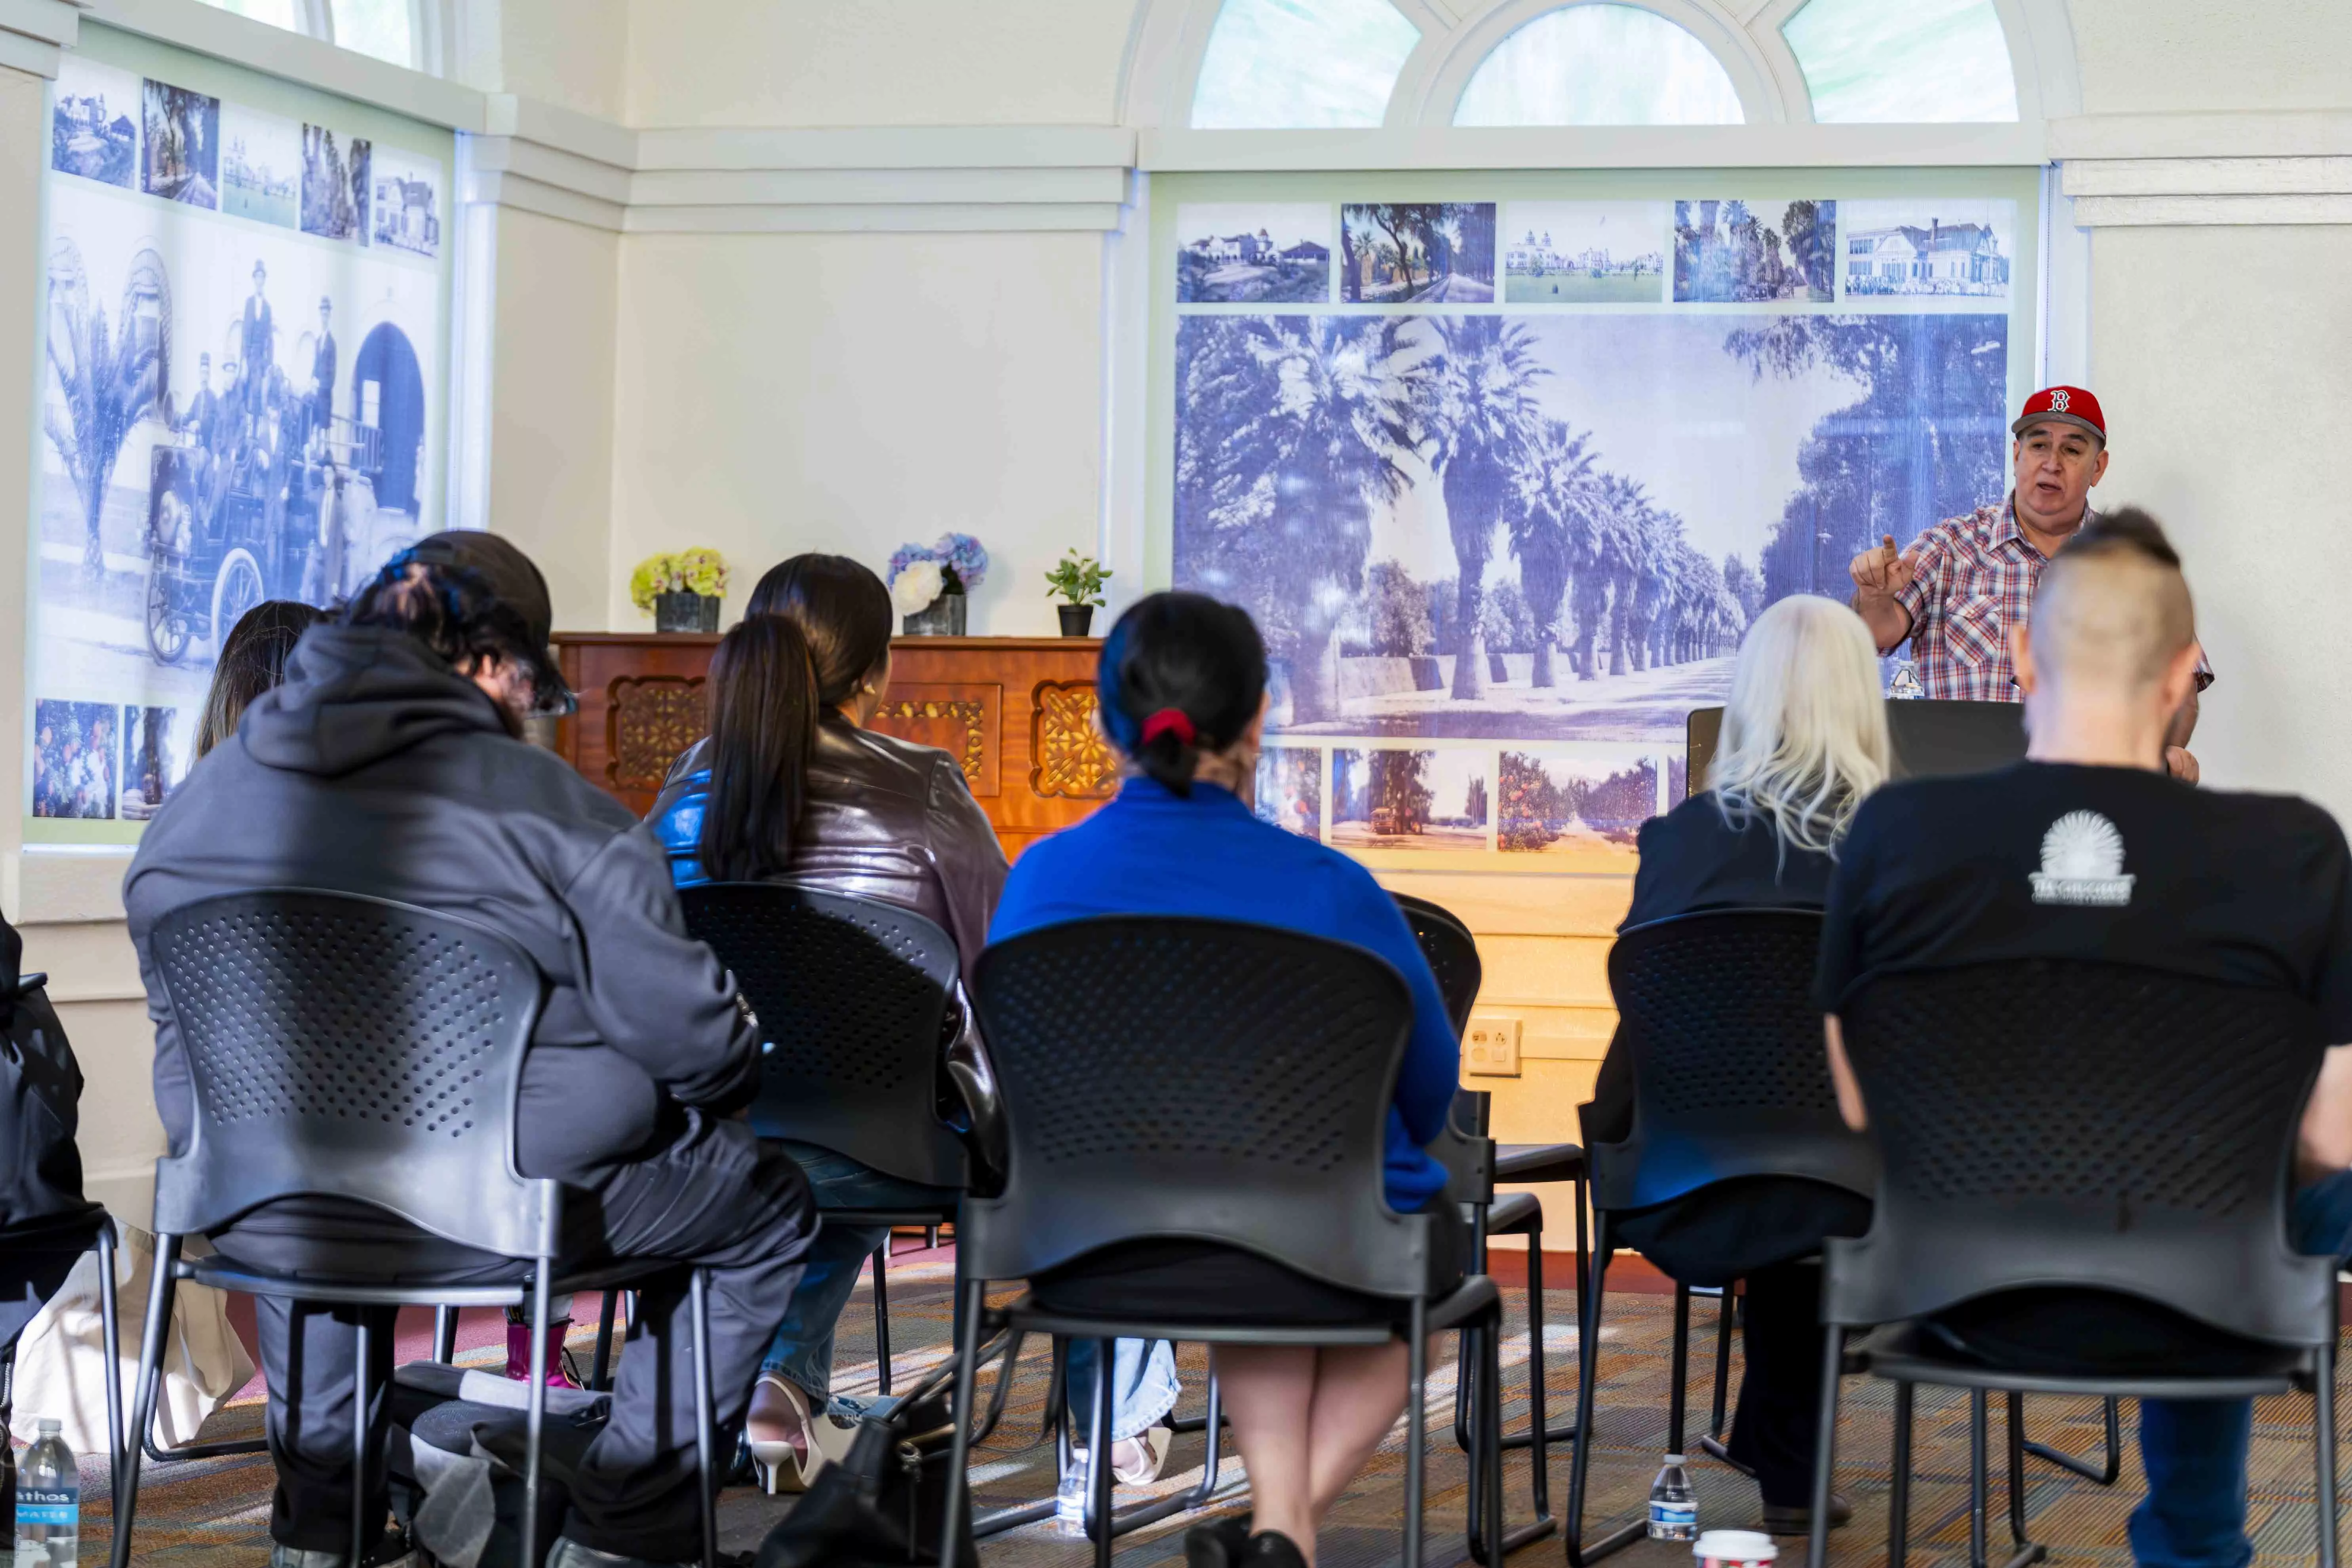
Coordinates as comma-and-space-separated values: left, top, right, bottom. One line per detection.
1693, 1530, 1779, 1568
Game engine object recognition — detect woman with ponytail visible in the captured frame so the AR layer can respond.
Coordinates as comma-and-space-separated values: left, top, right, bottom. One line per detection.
991, 592, 1462, 1568
646, 553, 1009, 1492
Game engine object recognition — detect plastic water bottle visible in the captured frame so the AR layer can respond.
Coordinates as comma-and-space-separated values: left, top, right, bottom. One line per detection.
1053, 1463, 1088, 1536
1647, 1452, 1697, 1541
15, 1420, 77, 1568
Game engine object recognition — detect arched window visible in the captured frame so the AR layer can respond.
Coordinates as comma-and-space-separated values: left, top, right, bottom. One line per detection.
193, 0, 426, 72
1782, 0, 2018, 124
1189, 0, 1422, 129
1453, 4, 1744, 126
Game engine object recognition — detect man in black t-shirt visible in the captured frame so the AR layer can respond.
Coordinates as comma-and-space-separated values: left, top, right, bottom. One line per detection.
1816, 509, 2352, 1568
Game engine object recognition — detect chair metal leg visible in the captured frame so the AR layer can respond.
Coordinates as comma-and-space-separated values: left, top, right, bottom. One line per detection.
1567, 1217, 1643, 1567
96, 1224, 123, 1516
1403, 1295, 1429, 1568
1456, 1201, 1492, 1454
1668, 1283, 1692, 1456
352, 1313, 372, 1568
1187, 1372, 1225, 1505
432, 1304, 457, 1364
1469, 1309, 1514, 1565
1890, 1381, 1915, 1568
937, 1279, 988, 1568
590, 1289, 619, 1391
871, 1243, 893, 1397
1496, 1230, 1577, 1454
2003, 1391, 2048, 1565
522, 1273, 551, 1568
1803, 1323, 1842, 1568
690, 1269, 719, 1568
2021, 1393, 2123, 1484
110, 1232, 181, 1568
2318, 1336, 2340, 1568
1085, 1338, 1116, 1568
1697, 1286, 1754, 1476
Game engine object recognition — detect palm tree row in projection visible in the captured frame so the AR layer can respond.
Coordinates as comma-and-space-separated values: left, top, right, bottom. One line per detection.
1176, 313, 1753, 723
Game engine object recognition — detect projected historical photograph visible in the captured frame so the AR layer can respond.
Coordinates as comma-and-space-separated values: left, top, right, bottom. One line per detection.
1332, 748, 1489, 851
221, 103, 301, 228
1172, 308, 2010, 744
1341, 204, 1497, 304
118, 704, 192, 821
1498, 751, 1659, 854
1840, 199, 2014, 299
371, 147, 444, 259
141, 79, 219, 208
1674, 199, 1836, 303
1503, 202, 1668, 303
32, 700, 119, 820
51, 56, 139, 189
301, 125, 371, 242
1253, 744, 1323, 840
1176, 204, 1331, 304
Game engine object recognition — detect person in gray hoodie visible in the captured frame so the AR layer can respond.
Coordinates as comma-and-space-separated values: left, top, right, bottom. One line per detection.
123, 533, 817, 1568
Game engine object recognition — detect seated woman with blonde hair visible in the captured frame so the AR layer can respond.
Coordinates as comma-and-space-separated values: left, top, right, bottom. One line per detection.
1586, 592, 1891, 1536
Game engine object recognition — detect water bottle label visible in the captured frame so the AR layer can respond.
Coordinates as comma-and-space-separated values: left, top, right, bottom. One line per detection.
1650, 1501, 1697, 1527
16, 1503, 73, 1526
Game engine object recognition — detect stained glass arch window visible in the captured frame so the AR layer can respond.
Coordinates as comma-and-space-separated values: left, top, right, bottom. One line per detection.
1782, 0, 2019, 124
1189, 0, 1424, 129
192, 0, 426, 72
1453, 4, 1745, 127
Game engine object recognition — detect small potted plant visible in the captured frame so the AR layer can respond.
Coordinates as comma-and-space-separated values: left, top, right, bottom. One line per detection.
630, 548, 730, 633
889, 533, 990, 636
1043, 549, 1111, 637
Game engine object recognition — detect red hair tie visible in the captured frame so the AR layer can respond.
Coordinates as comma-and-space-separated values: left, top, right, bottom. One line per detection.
1141, 708, 1197, 748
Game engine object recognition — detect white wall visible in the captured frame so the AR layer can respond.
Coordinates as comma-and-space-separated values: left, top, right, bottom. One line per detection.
2070, 0, 2352, 114
622, 0, 1136, 128
606, 230, 1108, 635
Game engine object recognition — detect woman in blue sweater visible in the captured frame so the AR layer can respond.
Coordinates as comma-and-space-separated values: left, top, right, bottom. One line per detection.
991, 592, 1460, 1568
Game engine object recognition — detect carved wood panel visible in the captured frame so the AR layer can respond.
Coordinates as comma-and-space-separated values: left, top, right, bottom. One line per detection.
608, 676, 708, 793
1031, 681, 1117, 799
868, 682, 1001, 797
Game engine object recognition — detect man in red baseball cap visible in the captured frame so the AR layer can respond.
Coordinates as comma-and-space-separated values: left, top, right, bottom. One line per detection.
1848, 384, 2208, 778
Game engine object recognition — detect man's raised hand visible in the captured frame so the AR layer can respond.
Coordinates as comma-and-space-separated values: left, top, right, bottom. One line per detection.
1850, 533, 1918, 599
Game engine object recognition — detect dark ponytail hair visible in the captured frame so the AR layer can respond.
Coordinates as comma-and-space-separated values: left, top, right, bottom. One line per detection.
1098, 591, 1267, 797
196, 599, 327, 757
700, 554, 894, 880
744, 554, 894, 710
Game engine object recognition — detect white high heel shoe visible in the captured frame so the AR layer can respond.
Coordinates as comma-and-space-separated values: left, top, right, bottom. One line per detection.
746, 1374, 860, 1494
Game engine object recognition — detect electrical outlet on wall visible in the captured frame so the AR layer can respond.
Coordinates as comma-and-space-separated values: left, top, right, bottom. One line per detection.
1465, 1013, 1522, 1077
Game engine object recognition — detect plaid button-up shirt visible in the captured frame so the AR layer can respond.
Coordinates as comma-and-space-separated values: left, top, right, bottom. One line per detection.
1893, 495, 2213, 701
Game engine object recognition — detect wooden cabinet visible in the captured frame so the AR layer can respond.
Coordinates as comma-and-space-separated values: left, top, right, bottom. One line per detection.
550, 633, 1117, 858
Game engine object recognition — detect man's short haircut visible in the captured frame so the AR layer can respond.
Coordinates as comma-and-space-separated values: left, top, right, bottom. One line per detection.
2030, 506, 2196, 691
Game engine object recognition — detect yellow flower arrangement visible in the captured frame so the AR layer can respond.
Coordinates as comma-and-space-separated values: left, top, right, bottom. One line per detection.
629, 549, 732, 612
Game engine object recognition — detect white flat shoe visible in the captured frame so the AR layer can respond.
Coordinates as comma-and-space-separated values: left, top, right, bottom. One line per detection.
1069, 1424, 1174, 1488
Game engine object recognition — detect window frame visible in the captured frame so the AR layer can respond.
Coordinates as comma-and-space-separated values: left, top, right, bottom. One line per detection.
1131, 0, 2071, 148
200, 0, 442, 74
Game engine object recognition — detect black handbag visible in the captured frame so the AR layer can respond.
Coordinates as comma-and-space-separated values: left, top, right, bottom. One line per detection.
754, 1336, 1018, 1568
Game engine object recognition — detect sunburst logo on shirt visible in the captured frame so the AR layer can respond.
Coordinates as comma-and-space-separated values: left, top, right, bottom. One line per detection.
2030, 810, 2134, 906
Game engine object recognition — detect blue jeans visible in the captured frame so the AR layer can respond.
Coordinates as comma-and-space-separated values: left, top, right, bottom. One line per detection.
762, 1141, 958, 1410
2129, 1169, 2352, 1568
1064, 1338, 1182, 1445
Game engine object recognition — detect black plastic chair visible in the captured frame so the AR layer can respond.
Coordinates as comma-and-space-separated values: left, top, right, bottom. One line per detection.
944, 916, 1505, 1568
675, 883, 966, 1398
113, 890, 724, 1568
1808, 960, 2340, 1568
1569, 909, 1877, 1566
1393, 889, 1585, 1556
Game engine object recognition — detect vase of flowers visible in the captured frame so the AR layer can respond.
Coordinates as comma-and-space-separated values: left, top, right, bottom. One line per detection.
1044, 549, 1111, 637
889, 533, 990, 636
630, 548, 730, 632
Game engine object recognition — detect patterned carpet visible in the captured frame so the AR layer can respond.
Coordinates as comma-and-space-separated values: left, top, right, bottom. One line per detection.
73, 1248, 2349, 1567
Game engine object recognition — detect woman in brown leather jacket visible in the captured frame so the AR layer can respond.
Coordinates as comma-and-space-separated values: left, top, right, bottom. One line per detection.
645, 554, 1007, 1491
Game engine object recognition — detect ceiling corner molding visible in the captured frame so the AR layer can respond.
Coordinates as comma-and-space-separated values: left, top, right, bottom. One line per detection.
623, 125, 1140, 234
465, 92, 636, 231
0, 0, 87, 78
2055, 112, 2352, 227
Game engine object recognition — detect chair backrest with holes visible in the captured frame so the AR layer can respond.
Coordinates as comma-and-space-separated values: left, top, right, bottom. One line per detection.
1600, 907, 1875, 1212
964, 916, 1434, 1296
147, 889, 555, 1259
1393, 892, 1481, 1036
1824, 958, 2333, 1343
679, 883, 965, 1189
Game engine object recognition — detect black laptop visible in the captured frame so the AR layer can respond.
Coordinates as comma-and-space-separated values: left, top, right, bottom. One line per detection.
1685, 699, 2026, 787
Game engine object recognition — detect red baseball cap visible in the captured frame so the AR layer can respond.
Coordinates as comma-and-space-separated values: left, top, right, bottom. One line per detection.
2012, 385, 2106, 443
